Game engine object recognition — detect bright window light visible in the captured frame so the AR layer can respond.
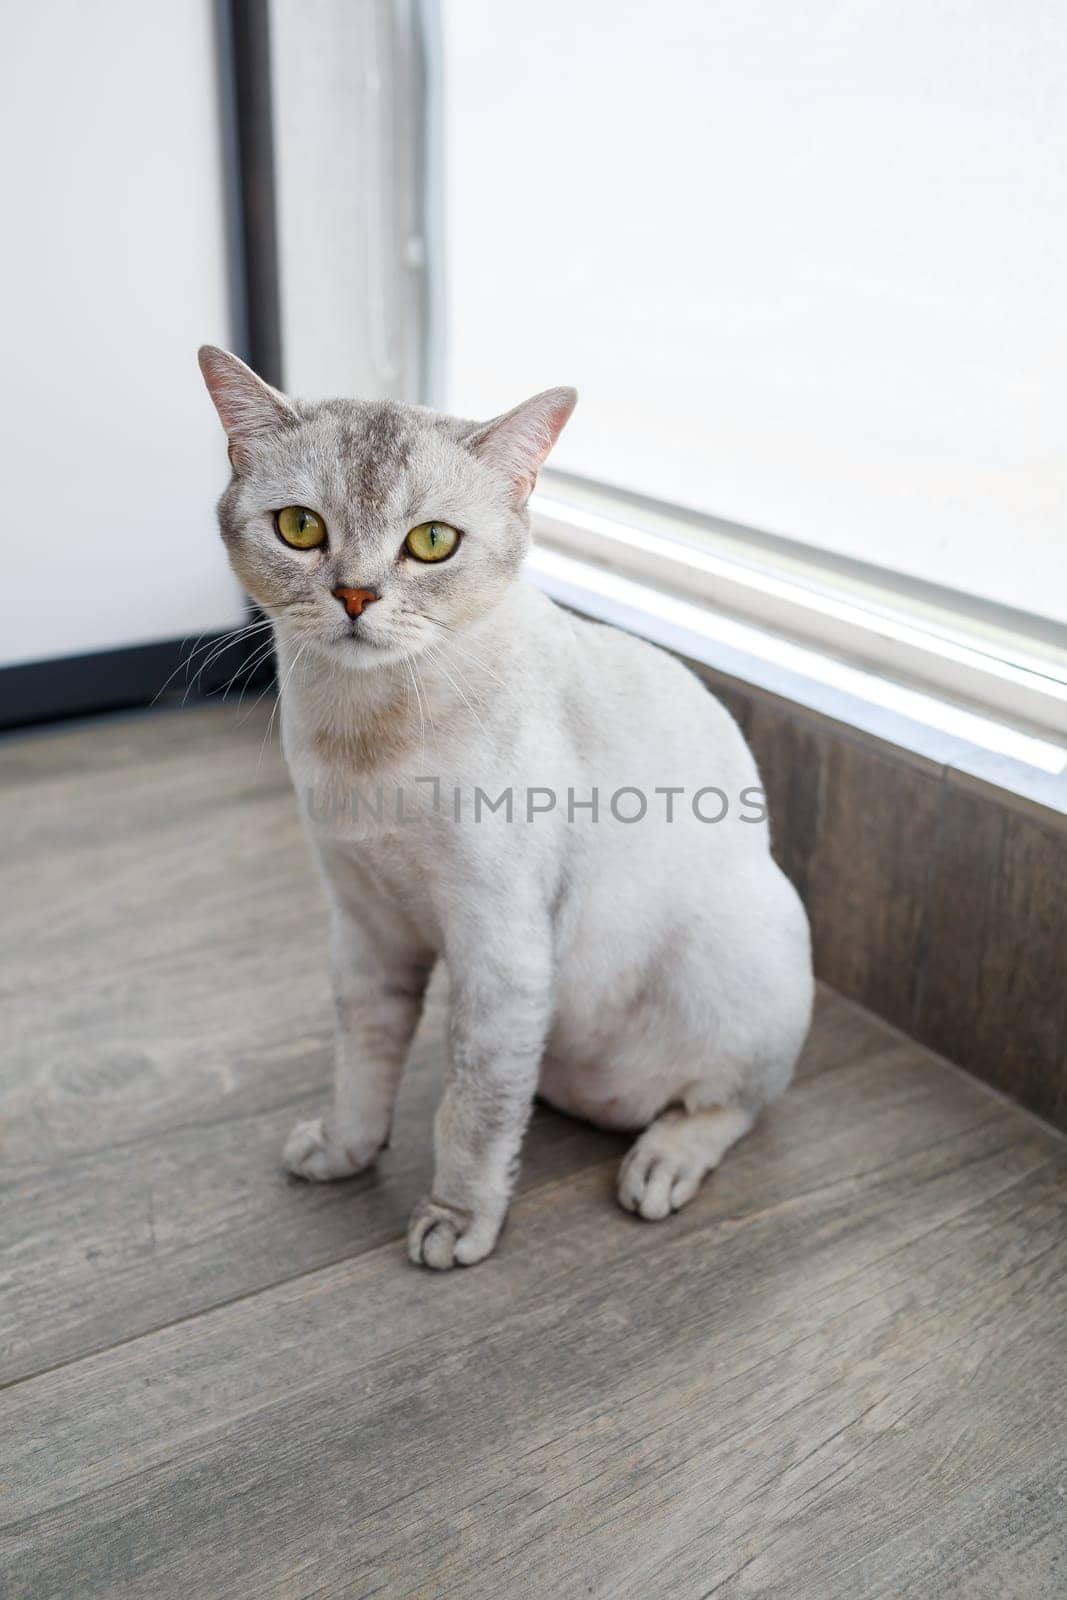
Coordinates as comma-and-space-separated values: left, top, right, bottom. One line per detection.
442, 1, 1067, 628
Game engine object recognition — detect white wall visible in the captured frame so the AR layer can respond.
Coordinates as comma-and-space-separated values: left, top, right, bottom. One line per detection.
1, 0, 245, 670
443, 0, 1067, 624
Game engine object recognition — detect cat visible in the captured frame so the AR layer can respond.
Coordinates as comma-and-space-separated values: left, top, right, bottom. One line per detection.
198, 345, 813, 1269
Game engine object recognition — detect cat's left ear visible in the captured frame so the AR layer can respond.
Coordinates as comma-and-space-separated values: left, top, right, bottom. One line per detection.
465, 386, 577, 504
197, 345, 297, 472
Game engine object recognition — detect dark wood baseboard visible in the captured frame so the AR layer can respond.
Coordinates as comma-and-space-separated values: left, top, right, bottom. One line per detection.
0, 633, 275, 733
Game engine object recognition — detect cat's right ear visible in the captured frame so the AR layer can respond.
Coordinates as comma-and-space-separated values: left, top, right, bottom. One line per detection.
197, 346, 297, 472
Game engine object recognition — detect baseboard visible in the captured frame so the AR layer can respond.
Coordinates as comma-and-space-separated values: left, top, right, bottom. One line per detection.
685, 657, 1067, 1135
0, 632, 276, 732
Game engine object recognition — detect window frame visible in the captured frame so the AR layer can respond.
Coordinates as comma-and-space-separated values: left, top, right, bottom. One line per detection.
530, 469, 1067, 744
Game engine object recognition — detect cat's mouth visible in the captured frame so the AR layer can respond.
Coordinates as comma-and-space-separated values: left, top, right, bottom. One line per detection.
325, 622, 414, 669
336, 618, 385, 648
339, 633, 387, 655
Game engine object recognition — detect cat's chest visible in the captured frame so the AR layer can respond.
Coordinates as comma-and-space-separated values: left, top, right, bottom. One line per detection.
285, 725, 463, 869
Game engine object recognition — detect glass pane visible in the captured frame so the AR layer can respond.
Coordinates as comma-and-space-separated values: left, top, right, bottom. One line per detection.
441, 0, 1067, 625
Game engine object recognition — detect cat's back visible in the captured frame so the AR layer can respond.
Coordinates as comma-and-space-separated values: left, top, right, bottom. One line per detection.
539, 592, 758, 794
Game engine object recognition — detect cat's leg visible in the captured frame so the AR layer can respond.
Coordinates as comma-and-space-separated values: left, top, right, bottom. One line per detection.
617, 1103, 756, 1221
284, 855, 431, 1182
407, 912, 554, 1269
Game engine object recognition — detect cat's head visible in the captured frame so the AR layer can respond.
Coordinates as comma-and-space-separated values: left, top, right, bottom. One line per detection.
198, 347, 576, 669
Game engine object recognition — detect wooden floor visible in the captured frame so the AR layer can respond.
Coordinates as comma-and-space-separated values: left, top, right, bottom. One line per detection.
2, 703, 1066, 1600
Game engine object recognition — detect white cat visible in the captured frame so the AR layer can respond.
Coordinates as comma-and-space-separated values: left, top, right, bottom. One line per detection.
199, 346, 813, 1269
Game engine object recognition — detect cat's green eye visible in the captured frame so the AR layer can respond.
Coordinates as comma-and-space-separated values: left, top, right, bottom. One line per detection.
405, 521, 459, 563
275, 505, 327, 550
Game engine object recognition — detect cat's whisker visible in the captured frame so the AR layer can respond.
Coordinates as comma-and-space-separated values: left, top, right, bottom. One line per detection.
179, 619, 277, 708
215, 627, 279, 701
422, 644, 488, 739
418, 614, 507, 688
236, 641, 286, 723
150, 627, 213, 704
237, 616, 336, 726
414, 657, 439, 755
151, 618, 273, 707
259, 639, 310, 771
191, 617, 273, 673
223, 635, 279, 710
404, 659, 428, 758
430, 629, 506, 689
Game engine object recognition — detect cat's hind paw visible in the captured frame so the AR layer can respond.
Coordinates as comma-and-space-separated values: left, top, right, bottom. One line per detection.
617, 1104, 755, 1220
283, 1116, 370, 1182
406, 1198, 503, 1270
617, 1139, 701, 1220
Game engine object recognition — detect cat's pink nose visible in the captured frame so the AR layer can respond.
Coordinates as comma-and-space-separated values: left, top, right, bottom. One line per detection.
332, 586, 379, 619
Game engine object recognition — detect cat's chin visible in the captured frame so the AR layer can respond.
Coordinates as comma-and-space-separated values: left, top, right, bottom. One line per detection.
318, 634, 420, 672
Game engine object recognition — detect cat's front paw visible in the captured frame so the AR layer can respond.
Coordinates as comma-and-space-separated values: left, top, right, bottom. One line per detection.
406, 1197, 504, 1270
283, 1116, 377, 1182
